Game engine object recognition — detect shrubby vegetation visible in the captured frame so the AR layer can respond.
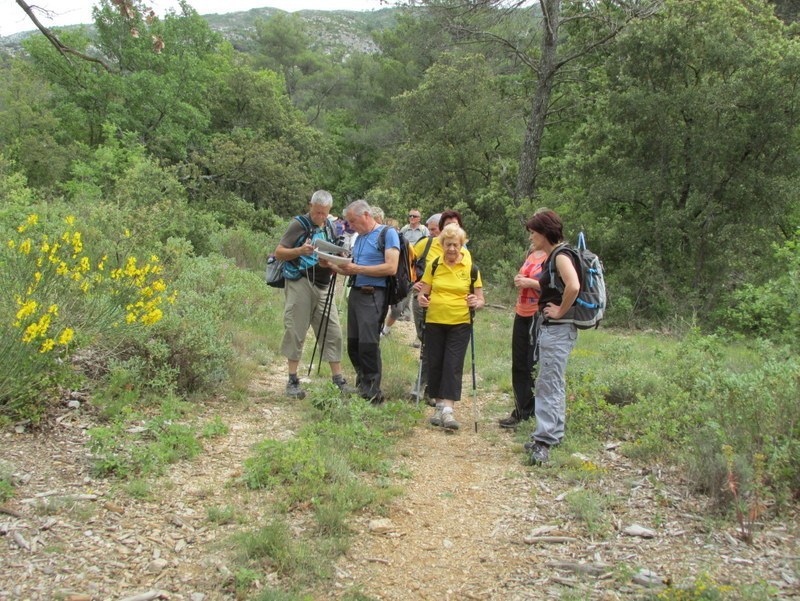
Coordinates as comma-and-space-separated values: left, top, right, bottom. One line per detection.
0, 0, 798, 592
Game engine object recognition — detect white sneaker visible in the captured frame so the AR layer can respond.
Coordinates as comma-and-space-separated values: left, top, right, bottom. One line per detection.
441, 410, 460, 430
429, 406, 443, 427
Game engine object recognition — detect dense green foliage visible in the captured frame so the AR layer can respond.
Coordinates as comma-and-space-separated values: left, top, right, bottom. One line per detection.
3, 0, 796, 336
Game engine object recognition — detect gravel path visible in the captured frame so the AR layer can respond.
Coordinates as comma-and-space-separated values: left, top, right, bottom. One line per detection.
1, 328, 798, 600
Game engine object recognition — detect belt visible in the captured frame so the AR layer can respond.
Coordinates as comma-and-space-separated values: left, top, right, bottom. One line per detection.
353, 286, 376, 295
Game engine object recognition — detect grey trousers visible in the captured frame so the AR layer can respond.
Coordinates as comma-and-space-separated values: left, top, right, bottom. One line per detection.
531, 323, 578, 446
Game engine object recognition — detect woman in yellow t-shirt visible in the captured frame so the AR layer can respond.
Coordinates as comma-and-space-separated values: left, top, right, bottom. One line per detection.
418, 224, 485, 430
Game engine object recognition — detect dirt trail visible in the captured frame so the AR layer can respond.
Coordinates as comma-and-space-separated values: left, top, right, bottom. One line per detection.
1, 321, 799, 600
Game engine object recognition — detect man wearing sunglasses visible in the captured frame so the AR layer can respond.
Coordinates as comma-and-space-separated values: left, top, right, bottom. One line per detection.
400, 210, 429, 245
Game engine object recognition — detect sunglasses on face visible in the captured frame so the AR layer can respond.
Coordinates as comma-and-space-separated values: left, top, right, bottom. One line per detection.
408, 214, 420, 218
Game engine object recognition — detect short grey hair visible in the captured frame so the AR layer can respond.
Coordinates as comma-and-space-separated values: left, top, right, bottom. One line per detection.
345, 199, 371, 218
310, 190, 333, 207
427, 213, 442, 226
370, 206, 385, 222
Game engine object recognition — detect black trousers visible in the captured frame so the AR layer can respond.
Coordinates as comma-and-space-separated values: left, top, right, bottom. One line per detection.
425, 322, 471, 402
347, 288, 386, 400
511, 313, 536, 419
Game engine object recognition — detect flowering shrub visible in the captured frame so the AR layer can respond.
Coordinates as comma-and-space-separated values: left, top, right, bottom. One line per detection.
1, 213, 177, 419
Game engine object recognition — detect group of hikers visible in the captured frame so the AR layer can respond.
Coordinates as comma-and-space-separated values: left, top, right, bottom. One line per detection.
272, 191, 580, 466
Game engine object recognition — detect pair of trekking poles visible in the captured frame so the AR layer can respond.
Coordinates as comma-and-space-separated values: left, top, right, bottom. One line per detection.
307, 237, 351, 377
413, 301, 479, 432
307, 272, 338, 377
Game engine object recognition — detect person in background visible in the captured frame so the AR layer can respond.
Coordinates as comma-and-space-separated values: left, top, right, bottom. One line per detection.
274, 190, 348, 399
370, 206, 385, 224
418, 223, 485, 430
340, 220, 357, 253
524, 209, 580, 465
498, 224, 548, 428
409, 213, 442, 347
384, 208, 428, 329
400, 208, 429, 245
326, 200, 399, 403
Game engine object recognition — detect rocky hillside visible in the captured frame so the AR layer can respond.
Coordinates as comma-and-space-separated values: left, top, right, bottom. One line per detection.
0, 6, 398, 58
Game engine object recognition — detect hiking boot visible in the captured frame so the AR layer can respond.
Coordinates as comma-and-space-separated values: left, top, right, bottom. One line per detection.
429, 405, 444, 427
498, 414, 521, 429
369, 392, 385, 405
285, 379, 306, 400
333, 376, 358, 396
527, 441, 550, 465
441, 410, 460, 431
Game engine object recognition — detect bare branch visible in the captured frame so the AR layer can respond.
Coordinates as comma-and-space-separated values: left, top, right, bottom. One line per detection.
15, 0, 113, 72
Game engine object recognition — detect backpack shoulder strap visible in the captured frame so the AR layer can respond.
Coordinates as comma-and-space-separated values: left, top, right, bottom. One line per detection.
293, 215, 313, 247
431, 255, 441, 277
548, 243, 581, 291
420, 236, 434, 262
376, 224, 388, 251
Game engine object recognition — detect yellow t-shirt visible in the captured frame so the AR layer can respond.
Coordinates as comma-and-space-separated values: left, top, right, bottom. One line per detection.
422, 254, 482, 325
413, 237, 471, 281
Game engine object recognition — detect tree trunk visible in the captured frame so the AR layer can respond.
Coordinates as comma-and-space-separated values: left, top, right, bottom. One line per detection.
515, 0, 561, 201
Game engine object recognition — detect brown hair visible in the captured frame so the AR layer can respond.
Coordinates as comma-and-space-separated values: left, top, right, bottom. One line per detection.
526, 209, 563, 245
439, 209, 464, 231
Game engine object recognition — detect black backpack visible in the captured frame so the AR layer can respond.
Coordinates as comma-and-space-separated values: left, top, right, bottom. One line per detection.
377, 226, 415, 306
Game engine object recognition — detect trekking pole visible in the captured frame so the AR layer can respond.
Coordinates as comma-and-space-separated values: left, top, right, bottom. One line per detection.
308, 275, 336, 377
469, 309, 478, 433
316, 274, 337, 375
414, 306, 427, 406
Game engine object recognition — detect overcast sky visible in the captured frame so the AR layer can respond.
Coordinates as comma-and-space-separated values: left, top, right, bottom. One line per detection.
1, 0, 388, 36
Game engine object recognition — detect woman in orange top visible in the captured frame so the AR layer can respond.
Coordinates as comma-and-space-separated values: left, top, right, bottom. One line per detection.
498, 229, 547, 429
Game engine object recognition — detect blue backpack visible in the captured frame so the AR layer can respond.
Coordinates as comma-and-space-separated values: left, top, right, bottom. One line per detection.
546, 231, 606, 329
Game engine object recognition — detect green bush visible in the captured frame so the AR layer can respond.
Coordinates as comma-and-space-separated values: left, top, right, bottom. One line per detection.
212, 225, 275, 272
614, 333, 800, 508
722, 232, 800, 349
564, 328, 799, 509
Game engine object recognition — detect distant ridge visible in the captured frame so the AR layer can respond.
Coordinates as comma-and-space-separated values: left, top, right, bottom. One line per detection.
0, 6, 398, 58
